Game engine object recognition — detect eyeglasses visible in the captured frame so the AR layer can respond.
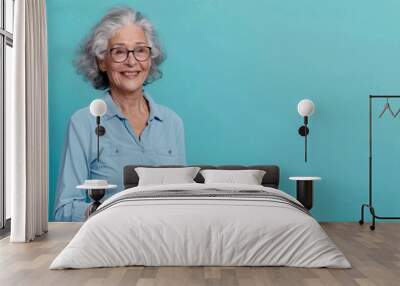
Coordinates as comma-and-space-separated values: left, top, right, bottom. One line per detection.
108, 46, 152, 63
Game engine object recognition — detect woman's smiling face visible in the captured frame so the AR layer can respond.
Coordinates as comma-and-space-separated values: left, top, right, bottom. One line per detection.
98, 24, 151, 94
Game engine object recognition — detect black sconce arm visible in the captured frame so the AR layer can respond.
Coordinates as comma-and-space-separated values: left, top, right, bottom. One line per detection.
298, 116, 310, 162
95, 116, 106, 161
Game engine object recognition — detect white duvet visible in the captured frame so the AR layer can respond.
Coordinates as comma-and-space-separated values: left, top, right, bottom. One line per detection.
50, 183, 351, 269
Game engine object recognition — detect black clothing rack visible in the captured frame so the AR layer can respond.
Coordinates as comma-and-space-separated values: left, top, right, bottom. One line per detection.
359, 95, 400, 230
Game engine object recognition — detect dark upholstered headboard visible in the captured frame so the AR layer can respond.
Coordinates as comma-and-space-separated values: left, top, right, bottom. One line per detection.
123, 165, 280, 189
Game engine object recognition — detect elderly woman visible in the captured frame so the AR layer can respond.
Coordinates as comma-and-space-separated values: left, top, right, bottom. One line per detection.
55, 7, 186, 221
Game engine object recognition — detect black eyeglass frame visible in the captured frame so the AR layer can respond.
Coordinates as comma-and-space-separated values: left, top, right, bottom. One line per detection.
108, 46, 152, 63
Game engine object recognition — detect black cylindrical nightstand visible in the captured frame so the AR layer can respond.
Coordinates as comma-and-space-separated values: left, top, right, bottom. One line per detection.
87, 189, 106, 215
289, 177, 321, 210
77, 180, 117, 219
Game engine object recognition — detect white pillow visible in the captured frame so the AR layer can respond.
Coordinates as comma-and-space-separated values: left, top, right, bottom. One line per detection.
135, 167, 201, 186
200, 169, 266, 185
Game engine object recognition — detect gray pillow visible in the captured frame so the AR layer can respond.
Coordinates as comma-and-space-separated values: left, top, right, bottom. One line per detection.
135, 167, 201, 186
200, 169, 266, 185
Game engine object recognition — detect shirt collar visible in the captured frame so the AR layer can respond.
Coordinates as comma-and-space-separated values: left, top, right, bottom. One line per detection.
102, 90, 163, 122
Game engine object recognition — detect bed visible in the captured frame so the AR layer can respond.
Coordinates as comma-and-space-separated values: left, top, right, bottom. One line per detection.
50, 165, 351, 269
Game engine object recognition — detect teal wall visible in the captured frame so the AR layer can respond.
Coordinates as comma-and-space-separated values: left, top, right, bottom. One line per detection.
47, 0, 400, 221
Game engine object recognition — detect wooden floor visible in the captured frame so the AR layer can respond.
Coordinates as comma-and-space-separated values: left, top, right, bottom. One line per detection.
0, 222, 399, 286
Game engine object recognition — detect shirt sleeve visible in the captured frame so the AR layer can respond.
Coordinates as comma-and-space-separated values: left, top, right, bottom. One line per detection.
54, 116, 91, 221
176, 117, 186, 165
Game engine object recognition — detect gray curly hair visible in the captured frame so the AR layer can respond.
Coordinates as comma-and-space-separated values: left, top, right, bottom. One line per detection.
74, 7, 165, 89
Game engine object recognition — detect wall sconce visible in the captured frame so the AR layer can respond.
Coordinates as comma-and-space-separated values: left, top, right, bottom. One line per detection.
90, 99, 107, 161
297, 99, 315, 162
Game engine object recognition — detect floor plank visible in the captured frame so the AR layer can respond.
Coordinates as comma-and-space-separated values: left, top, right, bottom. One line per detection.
0, 222, 399, 286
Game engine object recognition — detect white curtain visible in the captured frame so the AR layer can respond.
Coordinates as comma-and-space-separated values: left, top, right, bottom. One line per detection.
7, 0, 49, 242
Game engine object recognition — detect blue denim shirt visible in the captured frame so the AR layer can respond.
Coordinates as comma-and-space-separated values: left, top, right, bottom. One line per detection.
54, 92, 186, 221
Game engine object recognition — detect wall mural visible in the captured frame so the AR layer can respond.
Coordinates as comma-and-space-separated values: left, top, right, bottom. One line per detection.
48, 0, 400, 222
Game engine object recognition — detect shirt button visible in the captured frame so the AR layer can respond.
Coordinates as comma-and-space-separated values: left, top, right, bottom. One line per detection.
168, 150, 172, 155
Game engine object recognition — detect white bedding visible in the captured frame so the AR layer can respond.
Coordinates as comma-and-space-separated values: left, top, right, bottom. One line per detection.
50, 183, 351, 269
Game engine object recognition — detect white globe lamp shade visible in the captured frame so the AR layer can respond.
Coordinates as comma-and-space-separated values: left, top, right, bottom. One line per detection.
297, 99, 315, 117
90, 99, 107, 117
